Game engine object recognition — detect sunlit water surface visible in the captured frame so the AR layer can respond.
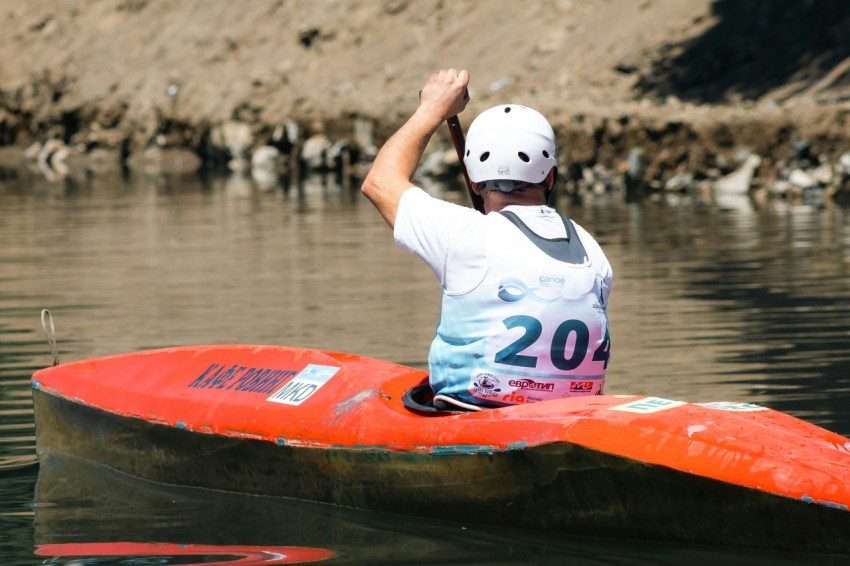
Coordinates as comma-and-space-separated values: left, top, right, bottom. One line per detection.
2, 167, 849, 564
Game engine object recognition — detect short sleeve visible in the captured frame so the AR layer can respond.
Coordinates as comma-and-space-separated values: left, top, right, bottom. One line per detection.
394, 187, 485, 290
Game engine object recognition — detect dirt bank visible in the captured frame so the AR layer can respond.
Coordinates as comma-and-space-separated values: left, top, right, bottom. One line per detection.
2, 0, 850, 202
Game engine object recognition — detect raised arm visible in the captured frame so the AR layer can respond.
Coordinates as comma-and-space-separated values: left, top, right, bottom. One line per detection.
361, 68, 470, 228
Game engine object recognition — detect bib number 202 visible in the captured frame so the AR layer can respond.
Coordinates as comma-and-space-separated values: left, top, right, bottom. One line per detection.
494, 315, 610, 371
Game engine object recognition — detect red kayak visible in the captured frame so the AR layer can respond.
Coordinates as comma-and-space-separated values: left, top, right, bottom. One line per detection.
31, 344, 850, 554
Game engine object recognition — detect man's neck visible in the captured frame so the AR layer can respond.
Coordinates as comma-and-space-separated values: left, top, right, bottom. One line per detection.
482, 189, 547, 213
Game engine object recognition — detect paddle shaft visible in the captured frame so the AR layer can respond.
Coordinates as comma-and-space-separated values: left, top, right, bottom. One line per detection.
446, 116, 484, 214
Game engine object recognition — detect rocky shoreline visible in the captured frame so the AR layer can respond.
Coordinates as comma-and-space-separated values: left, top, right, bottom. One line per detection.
4, 101, 849, 207
2, 0, 850, 206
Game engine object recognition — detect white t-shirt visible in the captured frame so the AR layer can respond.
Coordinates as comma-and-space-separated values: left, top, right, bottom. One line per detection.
394, 187, 613, 407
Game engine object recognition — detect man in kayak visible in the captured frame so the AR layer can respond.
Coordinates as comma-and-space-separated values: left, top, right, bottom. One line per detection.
362, 68, 612, 411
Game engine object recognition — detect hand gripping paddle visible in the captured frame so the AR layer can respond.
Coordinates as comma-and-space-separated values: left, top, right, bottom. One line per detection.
419, 85, 484, 214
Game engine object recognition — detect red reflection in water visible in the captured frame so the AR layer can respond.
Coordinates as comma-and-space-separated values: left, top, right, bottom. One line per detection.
35, 542, 336, 565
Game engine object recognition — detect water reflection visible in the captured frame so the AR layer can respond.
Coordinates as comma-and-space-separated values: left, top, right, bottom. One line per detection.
33, 453, 845, 565
593, 198, 850, 432
2, 166, 850, 563
34, 542, 336, 565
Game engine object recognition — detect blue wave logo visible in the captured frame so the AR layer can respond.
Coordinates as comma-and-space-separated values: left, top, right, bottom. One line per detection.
497, 278, 559, 304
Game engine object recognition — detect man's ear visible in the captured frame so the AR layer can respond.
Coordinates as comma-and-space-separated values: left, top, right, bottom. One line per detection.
545, 167, 558, 207
546, 167, 558, 189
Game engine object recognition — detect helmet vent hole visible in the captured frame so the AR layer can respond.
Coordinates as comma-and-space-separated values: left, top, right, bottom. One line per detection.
479, 152, 490, 162
465, 149, 470, 157
504, 107, 511, 113
518, 152, 530, 163
542, 150, 550, 158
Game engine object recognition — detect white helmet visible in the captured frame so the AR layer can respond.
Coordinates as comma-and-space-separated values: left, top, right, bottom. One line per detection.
463, 104, 557, 191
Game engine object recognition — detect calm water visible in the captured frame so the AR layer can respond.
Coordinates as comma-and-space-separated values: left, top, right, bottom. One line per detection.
2, 164, 850, 564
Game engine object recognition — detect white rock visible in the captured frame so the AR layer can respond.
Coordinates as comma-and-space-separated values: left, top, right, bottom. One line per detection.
353, 118, 378, 159
325, 139, 349, 169
837, 152, 850, 175
251, 146, 281, 170
812, 163, 834, 185
24, 142, 42, 161
665, 171, 694, 192
772, 180, 793, 195
715, 154, 761, 194
211, 121, 253, 158
788, 168, 816, 189
301, 134, 332, 170
418, 149, 456, 178
273, 119, 300, 145
626, 148, 644, 178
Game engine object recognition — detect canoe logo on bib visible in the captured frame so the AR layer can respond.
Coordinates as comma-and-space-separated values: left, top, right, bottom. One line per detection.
539, 274, 566, 289
497, 277, 559, 304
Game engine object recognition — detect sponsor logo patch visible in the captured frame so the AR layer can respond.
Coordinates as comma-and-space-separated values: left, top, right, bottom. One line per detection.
609, 397, 686, 414
508, 378, 555, 391
501, 391, 543, 404
569, 381, 594, 393
470, 370, 501, 398
267, 364, 340, 406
